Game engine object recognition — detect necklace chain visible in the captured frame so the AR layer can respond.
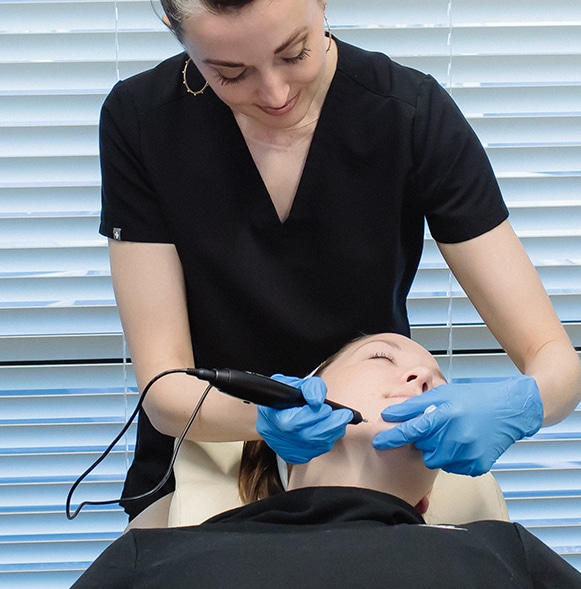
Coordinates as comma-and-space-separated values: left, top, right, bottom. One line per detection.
284, 117, 320, 132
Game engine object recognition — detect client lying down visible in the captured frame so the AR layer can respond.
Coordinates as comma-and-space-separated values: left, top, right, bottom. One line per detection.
73, 333, 581, 588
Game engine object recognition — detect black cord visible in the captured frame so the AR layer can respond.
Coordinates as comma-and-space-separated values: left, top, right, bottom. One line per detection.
65, 368, 211, 520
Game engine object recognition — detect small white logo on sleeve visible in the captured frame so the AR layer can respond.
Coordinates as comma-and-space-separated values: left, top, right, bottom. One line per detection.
113, 227, 122, 240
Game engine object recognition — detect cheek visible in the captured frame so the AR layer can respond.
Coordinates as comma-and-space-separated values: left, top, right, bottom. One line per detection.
326, 385, 389, 425
324, 370, 388, 414
322, 372, 359, 405
304, 61, 329, 89
299, 60, 324, 82
207, 82, 250, 107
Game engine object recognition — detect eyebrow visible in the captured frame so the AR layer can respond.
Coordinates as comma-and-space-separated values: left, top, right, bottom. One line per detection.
202, 28, 308, 68
275, 28, 308, 54
356, 338, 402, 353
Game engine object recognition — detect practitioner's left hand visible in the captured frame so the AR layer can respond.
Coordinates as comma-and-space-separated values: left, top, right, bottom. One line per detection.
372, 375, 544, 476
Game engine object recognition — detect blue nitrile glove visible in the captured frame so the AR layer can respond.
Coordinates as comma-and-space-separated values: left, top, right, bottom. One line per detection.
372, 375, 544, 476
256, 374, 353, 464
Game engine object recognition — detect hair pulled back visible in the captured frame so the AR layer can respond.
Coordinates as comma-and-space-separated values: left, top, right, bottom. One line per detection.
160, 0, 325, 43
160, 0, 255, 42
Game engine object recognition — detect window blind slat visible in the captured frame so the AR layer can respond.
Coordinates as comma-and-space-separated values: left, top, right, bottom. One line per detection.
487, 146, 581, 173
412, 324, 580, 356
0, 216, 102, 246
0, 95, 105, 125
471, 116, 581, 145
0, 63, 119, 93
0, 127, 97, 158
1, 308, 121, 337
0, 334, 123, 363
0, 186, 101, 213
0, 156, 99, 186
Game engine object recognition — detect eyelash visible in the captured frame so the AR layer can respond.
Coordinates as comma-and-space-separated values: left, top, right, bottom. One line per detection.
284, 46, 312, 65
371, 352, 395, 364
216, 46, 312, 86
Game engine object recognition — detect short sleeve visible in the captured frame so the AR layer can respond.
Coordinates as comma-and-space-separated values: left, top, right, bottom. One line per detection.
99, 81, 172, 243
413, 75, 509, 244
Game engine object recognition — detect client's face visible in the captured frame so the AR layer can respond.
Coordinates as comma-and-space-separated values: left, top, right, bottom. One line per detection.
315, 334, 445, 505
320, 333, 447, 429
288, 334, 444, 506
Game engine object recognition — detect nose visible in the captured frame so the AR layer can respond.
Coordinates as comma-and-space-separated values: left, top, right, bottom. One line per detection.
402, 366, 434, 395
257, 70, 291, 108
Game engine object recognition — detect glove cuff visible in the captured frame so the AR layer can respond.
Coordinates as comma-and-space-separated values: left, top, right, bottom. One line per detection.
513, 375, 544, 438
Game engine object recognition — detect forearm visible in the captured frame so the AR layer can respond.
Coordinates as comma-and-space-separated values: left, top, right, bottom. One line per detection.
439, 221, 581, 427
109, 239, 260, 442
524, 336, 581, 426
142, 370, 260, 442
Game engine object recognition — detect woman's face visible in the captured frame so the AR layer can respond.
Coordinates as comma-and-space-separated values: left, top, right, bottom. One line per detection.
321, 334, 447, 434
179, 0, 330, 129
294, 334, 446, 506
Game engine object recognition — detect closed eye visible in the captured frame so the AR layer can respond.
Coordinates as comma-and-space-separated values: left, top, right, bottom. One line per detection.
283, 46, 312, 65
370, 352, 396, 364
214, 69, 249, 86
214, 46, 312, 86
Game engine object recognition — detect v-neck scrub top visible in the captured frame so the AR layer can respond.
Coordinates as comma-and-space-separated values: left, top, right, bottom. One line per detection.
99, 38, 509, 518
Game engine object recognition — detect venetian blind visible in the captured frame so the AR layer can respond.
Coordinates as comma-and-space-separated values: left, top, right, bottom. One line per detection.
0, 0, 579, 586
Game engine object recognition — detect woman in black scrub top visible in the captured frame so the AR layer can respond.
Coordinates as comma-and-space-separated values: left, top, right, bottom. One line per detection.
99, 0, 581, 520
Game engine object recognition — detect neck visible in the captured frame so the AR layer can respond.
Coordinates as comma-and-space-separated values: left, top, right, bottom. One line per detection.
287, 435, 435, 513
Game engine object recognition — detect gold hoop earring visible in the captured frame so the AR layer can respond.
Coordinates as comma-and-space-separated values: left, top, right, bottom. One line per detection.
182, 58, 208, 96
324, 14, 332, 53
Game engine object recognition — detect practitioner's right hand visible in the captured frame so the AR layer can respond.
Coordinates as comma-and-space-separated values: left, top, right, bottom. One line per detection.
256, 374, 352, 464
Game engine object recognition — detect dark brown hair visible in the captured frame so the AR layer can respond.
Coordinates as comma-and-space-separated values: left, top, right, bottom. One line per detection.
159, 0, 325, 44
238, 439, 284, 503
160, 0, 261, 43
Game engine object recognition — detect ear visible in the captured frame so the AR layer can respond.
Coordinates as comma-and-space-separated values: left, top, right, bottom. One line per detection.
161, 15, 172, 29
414, 493, 431, 515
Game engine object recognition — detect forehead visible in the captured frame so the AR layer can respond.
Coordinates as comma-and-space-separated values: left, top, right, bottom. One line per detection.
334, 334, 443, 371
181, 0, 316, 61
182, 0, 313, 33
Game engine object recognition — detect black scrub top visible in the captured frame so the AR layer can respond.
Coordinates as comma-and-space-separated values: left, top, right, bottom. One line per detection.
73, 487, 581, 588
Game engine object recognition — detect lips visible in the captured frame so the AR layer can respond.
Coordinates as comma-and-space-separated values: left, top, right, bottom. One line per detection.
259, 92, 299, 116
386, 393, 420, 401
